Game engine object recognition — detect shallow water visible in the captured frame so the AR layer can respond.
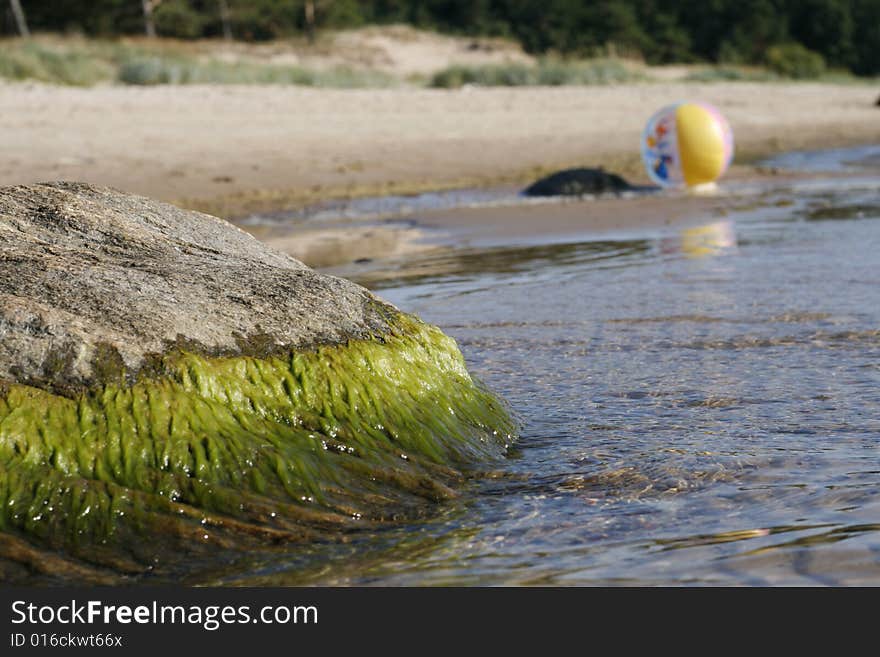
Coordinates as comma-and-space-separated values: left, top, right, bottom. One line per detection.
762, 144, 880, 174
182, 147, 875, 586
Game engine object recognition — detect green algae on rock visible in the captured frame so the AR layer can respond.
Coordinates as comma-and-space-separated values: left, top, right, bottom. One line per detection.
0, 182, 514, 582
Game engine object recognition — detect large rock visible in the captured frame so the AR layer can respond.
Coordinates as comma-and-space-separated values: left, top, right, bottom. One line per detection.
0, 182, 391, 391
0, 182, 513, 583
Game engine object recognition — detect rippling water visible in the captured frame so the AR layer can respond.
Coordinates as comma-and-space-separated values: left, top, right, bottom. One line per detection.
223, 147, 880, 586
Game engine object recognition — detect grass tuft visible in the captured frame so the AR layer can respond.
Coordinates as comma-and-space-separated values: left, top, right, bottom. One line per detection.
429, 58, 642, 88
0, 37, 396, 88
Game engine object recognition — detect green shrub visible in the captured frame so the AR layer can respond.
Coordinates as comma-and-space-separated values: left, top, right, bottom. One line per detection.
117, 55, 312, 85
429, 64, 532, 88
153, 1, 206, 39
0, 41, 113, 86
309, 67, 395, 88
534, 60, 571, 85
116, 54, 393, 87
560, 58, 637, 84
429, 59, 639, 88
117, 56, 179, 84
0, 36, 395, 88
765, 43, 826, 79
491, 64, 532, 85
684, 67, 778, 82
429, 66, 470, 88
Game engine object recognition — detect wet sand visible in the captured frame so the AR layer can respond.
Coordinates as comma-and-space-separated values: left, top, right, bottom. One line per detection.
245, 221, 435, 268
252, 172, 828, 270
415, 189, 743, 243
1, 81, 877, 219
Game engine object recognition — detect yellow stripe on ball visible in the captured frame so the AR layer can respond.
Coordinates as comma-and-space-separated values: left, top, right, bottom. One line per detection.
675, 103, 727, 186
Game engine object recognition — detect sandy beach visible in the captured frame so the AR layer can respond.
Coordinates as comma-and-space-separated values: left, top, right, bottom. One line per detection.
1, 81, 877, 219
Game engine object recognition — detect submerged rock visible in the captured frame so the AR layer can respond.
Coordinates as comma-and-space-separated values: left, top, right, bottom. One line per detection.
523, 167, 637, 197
0, 182, 514, 582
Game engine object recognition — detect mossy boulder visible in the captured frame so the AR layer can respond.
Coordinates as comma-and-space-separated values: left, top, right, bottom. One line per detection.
0, 182, 514, 582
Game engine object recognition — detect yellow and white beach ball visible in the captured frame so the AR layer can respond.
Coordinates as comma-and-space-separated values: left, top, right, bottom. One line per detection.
641, 102, 734, 189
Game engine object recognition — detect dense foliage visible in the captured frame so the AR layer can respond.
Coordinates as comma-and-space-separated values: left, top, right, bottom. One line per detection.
3, 0, 879, 75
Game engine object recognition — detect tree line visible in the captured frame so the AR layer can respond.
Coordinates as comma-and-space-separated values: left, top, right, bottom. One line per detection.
4, 0, 879, 75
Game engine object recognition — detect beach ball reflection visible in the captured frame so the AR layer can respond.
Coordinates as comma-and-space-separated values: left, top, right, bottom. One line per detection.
660, 220, 737, 258
642, 102, 734, 189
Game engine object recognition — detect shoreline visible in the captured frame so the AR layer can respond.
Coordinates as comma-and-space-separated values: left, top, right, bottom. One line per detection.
178, 130, 880, 220
184, 132, 880, 220
1, 81, 877, 220
254, 165, 878, 276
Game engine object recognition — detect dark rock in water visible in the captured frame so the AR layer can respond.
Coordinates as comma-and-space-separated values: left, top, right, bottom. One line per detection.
875, 94, 880, 107
0, 182, 514, 583
523, 167, 636, 197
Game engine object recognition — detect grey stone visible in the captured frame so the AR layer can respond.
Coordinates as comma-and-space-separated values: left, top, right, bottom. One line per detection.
0, 182, 394, 392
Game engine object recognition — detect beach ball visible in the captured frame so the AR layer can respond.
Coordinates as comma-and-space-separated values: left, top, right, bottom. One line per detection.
641, 102, 734, 189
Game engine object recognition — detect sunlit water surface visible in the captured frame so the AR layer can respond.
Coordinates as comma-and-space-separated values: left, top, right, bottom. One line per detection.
224, 147, 880, 586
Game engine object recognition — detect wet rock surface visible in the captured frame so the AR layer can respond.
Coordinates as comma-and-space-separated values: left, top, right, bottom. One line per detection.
0, 182, 513, 583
